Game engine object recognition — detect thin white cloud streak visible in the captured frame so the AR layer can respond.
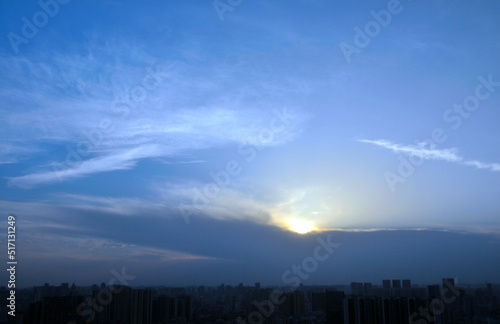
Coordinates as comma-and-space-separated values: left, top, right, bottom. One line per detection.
359, 139, 500, 172
358, 139, 462, 161
0, 197, 166, 233
20, 232, 214, 262
49, 193, 168, 216
2, 46, 306, 188
8, 145, 164, 188
463, 160, 500, 172
0, 143, 43, 164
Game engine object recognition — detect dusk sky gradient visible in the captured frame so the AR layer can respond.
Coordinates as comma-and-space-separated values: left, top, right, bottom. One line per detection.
1, 0, 499, 288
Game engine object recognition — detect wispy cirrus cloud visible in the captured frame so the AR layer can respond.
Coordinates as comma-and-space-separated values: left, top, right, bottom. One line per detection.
21, 233, 214, 262
359, 139, 500, 172
8, 145, 164, 188
358, 139, 462, 162
463, 160, 500, 172
2, 45, 307, 188
0, 143, 43, 164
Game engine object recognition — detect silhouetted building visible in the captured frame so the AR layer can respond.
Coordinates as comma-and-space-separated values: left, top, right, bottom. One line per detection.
383, 297, 409, 324
133, 289, 153, 323
41, 296, 85, 324
441, 278, 463, 324
92, 286, 152, 324
176, 294, 192, 321
311, 292, 326, 312
364, 283, 373, 296
326, 290, 345, 324
428, 284, 440, 298
26, 301, 42, 324
280, 291, 305, 317
153, 295, 176, 323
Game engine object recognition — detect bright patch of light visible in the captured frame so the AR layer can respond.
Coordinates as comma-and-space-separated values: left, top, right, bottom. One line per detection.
288, 218, 316, 234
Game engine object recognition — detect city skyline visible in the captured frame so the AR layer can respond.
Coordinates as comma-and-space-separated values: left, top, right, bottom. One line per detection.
14, 278, 500, 291
4, 278, 499, 323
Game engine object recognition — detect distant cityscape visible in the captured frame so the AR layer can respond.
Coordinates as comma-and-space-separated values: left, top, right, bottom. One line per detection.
2, 278, 499, 324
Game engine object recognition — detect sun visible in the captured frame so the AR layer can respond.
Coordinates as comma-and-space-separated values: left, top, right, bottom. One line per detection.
288, 218, 316, 234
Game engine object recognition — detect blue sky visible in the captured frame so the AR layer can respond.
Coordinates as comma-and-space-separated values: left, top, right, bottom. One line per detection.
1, 0, 500, 287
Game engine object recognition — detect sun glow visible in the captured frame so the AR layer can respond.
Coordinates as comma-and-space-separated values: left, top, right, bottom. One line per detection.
288, 218, 316, 234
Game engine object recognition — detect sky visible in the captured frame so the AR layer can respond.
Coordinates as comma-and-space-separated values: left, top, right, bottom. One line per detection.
1, 0, 500, 288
